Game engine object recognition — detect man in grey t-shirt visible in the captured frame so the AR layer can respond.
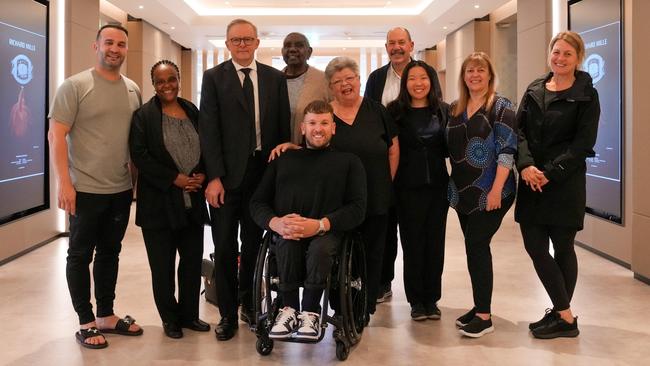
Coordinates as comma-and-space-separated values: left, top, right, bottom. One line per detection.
48, 24, 142, 349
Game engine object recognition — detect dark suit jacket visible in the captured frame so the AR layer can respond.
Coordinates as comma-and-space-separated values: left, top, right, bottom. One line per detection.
365, 61, 442, 103
515, 71, 600, 229
198, 60, 291, 189
129, 96, 208, 230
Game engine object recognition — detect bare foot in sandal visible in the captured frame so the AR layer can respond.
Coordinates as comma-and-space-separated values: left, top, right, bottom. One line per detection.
76, 323, 108, 349
97, 315, 143, 335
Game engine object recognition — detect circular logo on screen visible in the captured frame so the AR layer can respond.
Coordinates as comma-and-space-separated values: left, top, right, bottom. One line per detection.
583, 53, 604, 85
11, 54, 33, 85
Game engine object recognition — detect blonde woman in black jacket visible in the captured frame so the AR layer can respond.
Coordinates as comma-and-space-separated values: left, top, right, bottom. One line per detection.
130, 60, 210, 339
516, 31, 600, 339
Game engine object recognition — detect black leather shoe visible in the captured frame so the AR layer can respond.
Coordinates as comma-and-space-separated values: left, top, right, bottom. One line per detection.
239, 307, 255, 326
163, 323, 183, 339
182, 319, 211, 332
215, 317, 238, 341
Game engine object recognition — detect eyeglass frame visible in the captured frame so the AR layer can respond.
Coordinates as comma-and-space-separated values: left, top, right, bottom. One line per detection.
329, 75, 359, 88
228, 37, 257, 46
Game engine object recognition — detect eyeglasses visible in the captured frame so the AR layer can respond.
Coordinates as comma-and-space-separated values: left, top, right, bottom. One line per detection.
330, 75, 358, 87
229, 37, 256, 46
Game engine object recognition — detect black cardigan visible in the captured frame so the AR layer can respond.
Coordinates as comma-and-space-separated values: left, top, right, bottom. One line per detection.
129, 96, 208, 230
515, 71, 600, 229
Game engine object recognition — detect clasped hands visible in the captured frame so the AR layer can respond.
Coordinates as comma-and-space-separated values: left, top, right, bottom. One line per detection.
521, 166, 549, 192
269, 213, 320, 240
174, 173, 206, 193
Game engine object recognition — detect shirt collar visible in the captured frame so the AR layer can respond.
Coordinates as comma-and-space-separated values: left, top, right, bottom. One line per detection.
232, 59, 257, 72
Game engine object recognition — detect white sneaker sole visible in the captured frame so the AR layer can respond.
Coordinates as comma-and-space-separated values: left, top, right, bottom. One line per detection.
458, 325, 494, 338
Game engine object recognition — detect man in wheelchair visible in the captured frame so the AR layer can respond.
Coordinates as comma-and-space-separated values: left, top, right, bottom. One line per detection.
250, 100, 367, 340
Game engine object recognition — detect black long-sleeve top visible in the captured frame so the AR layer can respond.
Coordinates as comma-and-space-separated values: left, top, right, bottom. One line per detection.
250, 147, 367, 233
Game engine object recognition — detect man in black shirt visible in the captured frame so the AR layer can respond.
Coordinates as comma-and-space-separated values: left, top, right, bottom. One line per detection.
250, 100, 367, 340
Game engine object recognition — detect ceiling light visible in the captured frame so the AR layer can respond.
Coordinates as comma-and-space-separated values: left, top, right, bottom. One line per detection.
171, 26, 175, 30
443, 26, 448, 30
474, 4, 480, 9
138, 5, 144, 9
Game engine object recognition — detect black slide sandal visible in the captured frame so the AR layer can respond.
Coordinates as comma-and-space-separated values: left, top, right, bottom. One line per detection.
100, 315, 143, 336
75, 327, 108, 349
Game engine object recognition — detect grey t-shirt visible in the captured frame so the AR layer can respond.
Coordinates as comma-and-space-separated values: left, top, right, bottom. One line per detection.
49, 68, 141, 194
286, 72, 307, 122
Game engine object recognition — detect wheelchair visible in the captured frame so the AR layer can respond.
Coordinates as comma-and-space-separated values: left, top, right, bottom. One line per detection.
251, 231, 367, 361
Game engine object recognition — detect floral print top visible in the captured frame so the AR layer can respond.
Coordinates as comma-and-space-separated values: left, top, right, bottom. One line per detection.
446, 95, 517, 214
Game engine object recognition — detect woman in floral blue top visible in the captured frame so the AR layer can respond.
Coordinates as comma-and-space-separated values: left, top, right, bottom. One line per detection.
446, 52, 517, 338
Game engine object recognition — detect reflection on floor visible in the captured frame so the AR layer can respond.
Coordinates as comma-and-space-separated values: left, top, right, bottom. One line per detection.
2, 206, 650, 366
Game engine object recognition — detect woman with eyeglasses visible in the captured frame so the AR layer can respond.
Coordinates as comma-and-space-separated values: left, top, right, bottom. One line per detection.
270, 56, 399, 319
129, 60, 210, 339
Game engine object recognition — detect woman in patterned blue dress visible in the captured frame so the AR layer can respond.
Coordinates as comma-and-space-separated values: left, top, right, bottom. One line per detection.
445, 52, 517, 338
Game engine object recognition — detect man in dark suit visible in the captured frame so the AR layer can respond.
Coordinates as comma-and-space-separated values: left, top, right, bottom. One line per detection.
364, 27, 442, 304
199, 18, 290, 341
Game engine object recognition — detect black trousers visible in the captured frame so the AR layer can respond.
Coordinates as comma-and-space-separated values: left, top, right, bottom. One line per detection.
520, 223, 578, 311
456, 196, 513, 314
142, 220, 204, 325
360, 214, 388, 315
397, 186, 448, 306
275, 233, 341, 313
66, 189, 132, 325
379, 205, 398, 289
209, 154, 264, 318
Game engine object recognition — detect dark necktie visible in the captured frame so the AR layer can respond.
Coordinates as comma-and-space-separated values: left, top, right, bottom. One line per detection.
240, 68, 256, 152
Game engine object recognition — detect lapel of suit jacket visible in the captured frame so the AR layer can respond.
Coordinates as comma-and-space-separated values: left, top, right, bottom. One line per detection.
256, 61, 269, 127
224, 60, 250, 116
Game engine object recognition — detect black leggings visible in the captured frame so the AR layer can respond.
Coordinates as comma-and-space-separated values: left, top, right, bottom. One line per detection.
456, 196, 513, 314
520, 223, 578, 311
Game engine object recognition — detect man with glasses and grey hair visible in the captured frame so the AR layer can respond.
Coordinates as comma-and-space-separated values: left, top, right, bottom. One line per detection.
199, 18, 290, 341
365, 27, 442, 305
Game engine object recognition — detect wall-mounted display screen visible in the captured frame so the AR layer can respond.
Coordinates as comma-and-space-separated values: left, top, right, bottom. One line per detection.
569, 0, 623, 224
0, 0, 49, 226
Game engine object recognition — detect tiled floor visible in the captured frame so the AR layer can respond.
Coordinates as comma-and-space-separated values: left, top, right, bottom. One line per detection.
2, 207, 649, 365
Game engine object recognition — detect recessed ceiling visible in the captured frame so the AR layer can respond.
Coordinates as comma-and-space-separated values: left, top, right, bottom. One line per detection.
106, 0, 513, 50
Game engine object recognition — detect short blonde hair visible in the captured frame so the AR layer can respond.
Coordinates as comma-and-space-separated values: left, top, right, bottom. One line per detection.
548, 31, 586, 68
324, 57, 359, 83
453, 52, 497, 117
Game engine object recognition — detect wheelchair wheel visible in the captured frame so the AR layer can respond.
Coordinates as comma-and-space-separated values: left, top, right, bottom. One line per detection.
253, 234, 280, 335
335, 341, 349, 361
256, 338, 274, 356
339, 233, 367, 343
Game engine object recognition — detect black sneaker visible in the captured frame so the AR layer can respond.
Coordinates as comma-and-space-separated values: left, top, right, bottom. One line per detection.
532, 316, 579, 339
455, 308, 476, 327
529, 308, 558, 330
410, 304, 427, 321
376, 283, 393, 303
425, 303, 441, 320
458, 316, 494, 338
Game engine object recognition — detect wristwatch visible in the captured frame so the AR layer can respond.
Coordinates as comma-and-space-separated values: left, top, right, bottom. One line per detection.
317, 219, 326, 236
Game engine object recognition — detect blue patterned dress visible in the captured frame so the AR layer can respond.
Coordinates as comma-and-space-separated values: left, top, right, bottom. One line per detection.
446, 96, 517, 214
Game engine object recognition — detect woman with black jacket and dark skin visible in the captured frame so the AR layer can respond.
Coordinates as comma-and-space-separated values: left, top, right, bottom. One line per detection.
516, 31, 600, 339
386, 60, 449, 321
129, 60, 210, 339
